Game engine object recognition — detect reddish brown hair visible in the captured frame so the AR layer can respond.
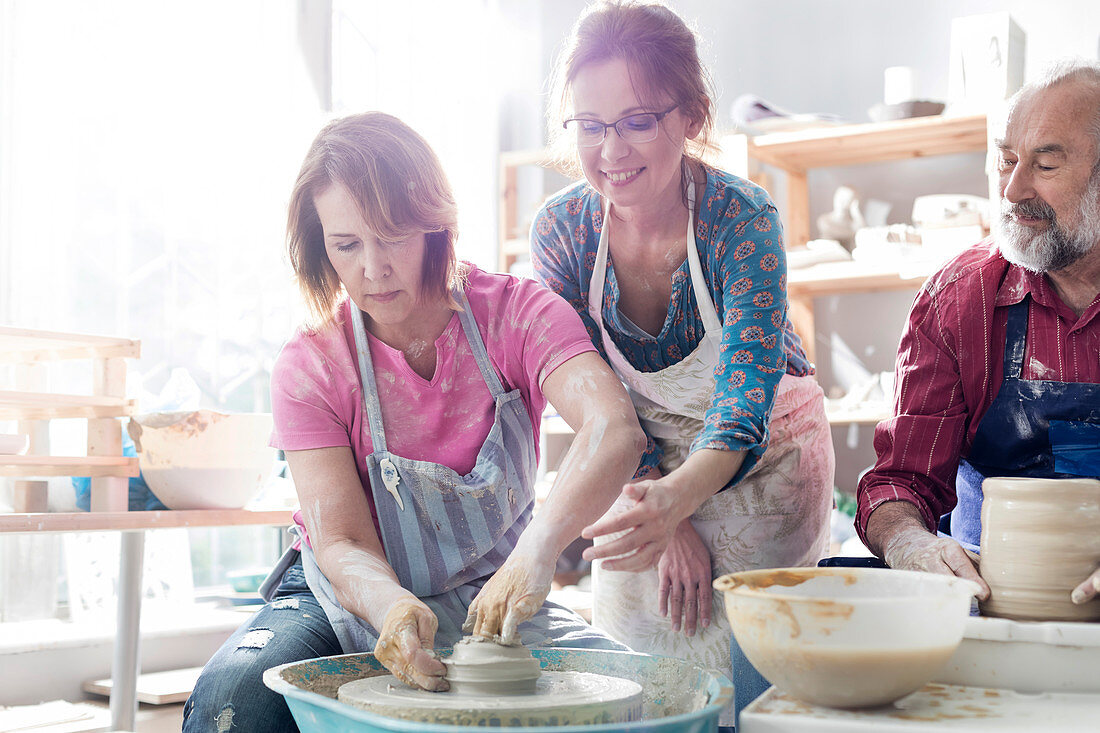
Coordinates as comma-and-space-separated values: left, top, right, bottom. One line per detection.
548, 0, 716, 174
287, 112, 461, 325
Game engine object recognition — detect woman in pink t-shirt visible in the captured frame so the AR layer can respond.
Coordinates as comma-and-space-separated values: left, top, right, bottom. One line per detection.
183, 113, 646, 732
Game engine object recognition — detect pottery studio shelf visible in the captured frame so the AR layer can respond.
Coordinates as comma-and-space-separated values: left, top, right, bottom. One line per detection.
0, 508, 293, 533
0, 325, 294, 732
722, 113, 991, 367
722, 113, 990, 250
0, 326, 141, 511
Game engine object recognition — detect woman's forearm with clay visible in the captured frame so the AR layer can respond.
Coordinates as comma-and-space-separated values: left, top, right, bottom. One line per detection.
289, 447, 448, 690
466, 352, 645, 641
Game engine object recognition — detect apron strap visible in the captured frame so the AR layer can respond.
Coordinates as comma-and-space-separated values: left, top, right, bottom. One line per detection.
350, 305, 390, 453
1003, 296, 1029, 380
588, 162, 721, 335
588, 209, 611, 325
454, 289, 508, 399
351, 288, 509, 455
681, 166, 722, 335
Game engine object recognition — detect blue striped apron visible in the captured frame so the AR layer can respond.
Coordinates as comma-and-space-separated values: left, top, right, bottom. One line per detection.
295, 291, 628, 654
947, 296, 1100, 551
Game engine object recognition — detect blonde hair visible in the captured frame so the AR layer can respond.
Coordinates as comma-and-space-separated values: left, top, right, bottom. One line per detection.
287, 112, 461, 325
547, 0, 717, 176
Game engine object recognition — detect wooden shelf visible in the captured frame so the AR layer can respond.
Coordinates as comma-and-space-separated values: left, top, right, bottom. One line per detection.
0, 455, 139, 478
0, 508, 293, 533
722, 114, 989, 252
788, 261, 935, 298
0, 326, 140, 363
0, 325, 140, 511
498, 148, 554, 273
743, 113, 989, 172
0, 390, 136, 420
84, 666, 204, 705
825, 405, 890, 426
722, 113, 991, 364
501, 237, 530, 259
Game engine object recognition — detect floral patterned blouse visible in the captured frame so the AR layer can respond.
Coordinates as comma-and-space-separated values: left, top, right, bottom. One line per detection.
530, 164, 812, 485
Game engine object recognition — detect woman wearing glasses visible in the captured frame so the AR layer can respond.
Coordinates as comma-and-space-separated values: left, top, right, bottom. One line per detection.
530, 1, 833, 725
184, 112, 644, 731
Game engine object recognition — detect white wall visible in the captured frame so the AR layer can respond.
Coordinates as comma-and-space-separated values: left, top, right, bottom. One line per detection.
527, 0, 1100, 497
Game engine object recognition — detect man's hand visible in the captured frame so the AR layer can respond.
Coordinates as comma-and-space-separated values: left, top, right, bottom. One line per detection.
464, 551, 554, 644
374, 598, 448, 691
866, 501, 990, 600
657, 518, 712, 636
1072, 568, 1100, 605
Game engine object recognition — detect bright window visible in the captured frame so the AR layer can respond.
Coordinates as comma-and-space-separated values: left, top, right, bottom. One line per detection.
0, 0, 509, 619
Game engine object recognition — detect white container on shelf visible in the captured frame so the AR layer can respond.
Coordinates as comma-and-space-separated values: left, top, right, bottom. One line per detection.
128, 410, 277, 510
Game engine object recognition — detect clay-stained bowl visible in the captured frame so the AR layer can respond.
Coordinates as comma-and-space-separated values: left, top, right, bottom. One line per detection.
128, 410, 276, 510
980, 476, 1100, 622
714, 567, 980, 709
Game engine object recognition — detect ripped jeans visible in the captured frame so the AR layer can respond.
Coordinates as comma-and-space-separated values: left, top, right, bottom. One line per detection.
183, 559, 341, 732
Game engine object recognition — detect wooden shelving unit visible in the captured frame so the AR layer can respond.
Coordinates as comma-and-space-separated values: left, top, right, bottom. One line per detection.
722, 113, 989, 250
722, 113, 990, 371
0, 508, 292, 533
0, 325, 296, 731
497, 148, 554, 274
0, 326, 141, 512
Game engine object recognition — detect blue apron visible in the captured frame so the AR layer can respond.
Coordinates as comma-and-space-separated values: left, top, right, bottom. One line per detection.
269, 292, 627, 654
947, 296, 1100, 550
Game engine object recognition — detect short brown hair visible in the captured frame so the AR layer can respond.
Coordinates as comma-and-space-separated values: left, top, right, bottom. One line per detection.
287, 112, 460, 325
548, 0, 716, 175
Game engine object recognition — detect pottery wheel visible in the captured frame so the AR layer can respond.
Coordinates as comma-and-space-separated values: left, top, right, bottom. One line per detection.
338, 637, 643, 726
337, 671, 644, 727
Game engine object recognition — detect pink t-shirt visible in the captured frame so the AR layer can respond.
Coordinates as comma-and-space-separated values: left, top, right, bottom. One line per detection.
270, 265, 595, 540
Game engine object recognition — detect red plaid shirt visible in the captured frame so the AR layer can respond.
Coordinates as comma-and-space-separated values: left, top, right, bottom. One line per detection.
856, 238, 1100, 543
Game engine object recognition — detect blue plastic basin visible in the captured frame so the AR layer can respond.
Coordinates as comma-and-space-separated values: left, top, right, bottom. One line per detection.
264, 647, 731, 732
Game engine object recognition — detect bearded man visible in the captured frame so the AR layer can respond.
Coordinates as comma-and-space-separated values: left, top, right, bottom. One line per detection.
855, 59, 1100, 607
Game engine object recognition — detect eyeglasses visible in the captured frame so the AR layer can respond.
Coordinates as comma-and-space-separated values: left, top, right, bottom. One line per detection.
562, 105, 678, 147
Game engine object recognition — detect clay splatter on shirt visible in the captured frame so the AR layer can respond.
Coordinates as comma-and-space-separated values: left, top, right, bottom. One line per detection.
1028, 356, 1057, 380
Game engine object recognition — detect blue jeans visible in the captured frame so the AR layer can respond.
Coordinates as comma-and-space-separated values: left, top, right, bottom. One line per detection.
183, 561, 341, 732
731, 631, 771, 726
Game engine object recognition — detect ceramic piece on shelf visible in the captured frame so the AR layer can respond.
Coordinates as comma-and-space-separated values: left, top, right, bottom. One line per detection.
868, 100, 946, 122
980, 476, 1100, 622
816, 186, 866, 251
128, 410, 277, 510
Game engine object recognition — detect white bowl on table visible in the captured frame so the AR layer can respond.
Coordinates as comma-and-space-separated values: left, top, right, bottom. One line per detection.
714, 567, 981, 709
127, 410, 276, 510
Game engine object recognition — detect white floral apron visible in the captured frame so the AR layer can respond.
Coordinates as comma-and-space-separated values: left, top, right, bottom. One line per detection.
587, 171, 834, 725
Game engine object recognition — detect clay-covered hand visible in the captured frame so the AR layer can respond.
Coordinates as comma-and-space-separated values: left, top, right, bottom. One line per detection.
464, 552, 553, 644
374, 597, 449, 691
657, 518, 712, 636
581, 479, 684, 572
882, 525, 991, 600
1071, 568, 1100, 605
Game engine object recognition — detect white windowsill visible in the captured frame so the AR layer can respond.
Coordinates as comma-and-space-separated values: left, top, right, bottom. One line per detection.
0, 602, 247, 655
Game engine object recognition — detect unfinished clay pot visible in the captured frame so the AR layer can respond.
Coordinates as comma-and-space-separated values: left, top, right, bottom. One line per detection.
980, 477, 1100, 622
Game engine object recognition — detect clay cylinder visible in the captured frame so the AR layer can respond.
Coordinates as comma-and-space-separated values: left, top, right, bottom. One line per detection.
979, 477, 1100, 622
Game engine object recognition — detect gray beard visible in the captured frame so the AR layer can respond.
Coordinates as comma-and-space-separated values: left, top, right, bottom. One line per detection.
997, 178, 1100, 273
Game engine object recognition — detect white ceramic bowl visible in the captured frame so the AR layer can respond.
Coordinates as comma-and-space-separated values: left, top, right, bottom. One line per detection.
128, 410, 276, 510
714, 567, 980, 709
